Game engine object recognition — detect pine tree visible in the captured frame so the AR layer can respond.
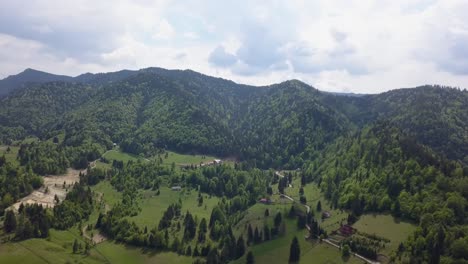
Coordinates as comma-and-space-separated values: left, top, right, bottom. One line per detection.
316, 200, 322, 211
73, 239, 79, 253
4, 210, 17, 233
274, 212, 282, 227
263, 225, 271, 241
247, 224, 253, 245
289, 236, 300, 263
254, 227, 261, 244
236, 235, 245, 259
301, 174, 306, 186
246, 251, 255, 264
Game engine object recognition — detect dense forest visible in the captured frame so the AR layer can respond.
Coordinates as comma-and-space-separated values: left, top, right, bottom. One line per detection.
0, 67, 467, 263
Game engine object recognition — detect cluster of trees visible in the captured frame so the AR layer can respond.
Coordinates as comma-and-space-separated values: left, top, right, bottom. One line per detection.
0, 162, 43, 215
3, 182, 95, 241
18, 142, 69, 175
342, 236, 378, 260
3, 204, 51, 240
53, 183, 94, 230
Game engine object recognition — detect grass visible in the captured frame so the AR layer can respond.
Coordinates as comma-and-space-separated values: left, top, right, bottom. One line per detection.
0, 229, 195, 264
128, 187, 220, 229
96, 242, 195, 264
92, 181, 122, 208
352, 214, 416, 256
0, 145, 20, 167
102, 149, 142, 163
160, 151, 217, 166
0, 229, 107, 264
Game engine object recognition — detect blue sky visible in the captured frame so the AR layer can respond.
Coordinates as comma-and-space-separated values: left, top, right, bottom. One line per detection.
0, 0, 468, 93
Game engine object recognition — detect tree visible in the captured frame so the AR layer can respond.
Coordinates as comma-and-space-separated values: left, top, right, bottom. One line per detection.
4, 210, 17, 233
236, 235, 245, 259
263, 225, 271, 241
289, 236, 300, 263
73, 239, 79, 253
246, 251, 255, 264
316, 200, 322, 211
264, 209, 269, 217
342, 244, 350, 258
247, 224, 253, 245
274, 212, 282, 227
288, 205, 296, 218
254, 227, 261, 244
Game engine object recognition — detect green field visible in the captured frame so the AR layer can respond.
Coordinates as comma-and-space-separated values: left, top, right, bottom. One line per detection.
92, 181, 122, 208
160, 151, 217, 166
0, 229, 196, 264
96, 242, 195, 264
128, 187, 220, 229
0, 145, 20, 167
352, 214, 416, 256
100, 149, 219, 169
102, 149, 142, 163
0, 229, 106, 264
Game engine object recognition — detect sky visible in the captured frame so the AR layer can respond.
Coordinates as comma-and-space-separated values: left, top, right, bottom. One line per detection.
1, 0, 468, 93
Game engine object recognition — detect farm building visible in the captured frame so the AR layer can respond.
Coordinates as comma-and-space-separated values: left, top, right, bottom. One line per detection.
322, 211, 331, 219
214, 159, 222, 164
259, 198, 271, 204
171, 186, 182, 191
339, 224, 356, 236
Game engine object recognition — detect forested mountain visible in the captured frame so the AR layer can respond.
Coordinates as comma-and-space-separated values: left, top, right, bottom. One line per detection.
0, 69, 467, 168
0, 68, 73, 97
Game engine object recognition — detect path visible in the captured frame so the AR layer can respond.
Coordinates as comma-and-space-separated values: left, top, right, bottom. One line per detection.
276, 171, 379, 264
82, 226, 107, 245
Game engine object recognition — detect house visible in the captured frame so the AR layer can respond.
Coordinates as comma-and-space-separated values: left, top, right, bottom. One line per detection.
213, 159, 222, 165
259, 198, 271, 204
322, 211, 331, 219
339, 224, 355, 236
171, 186, 182, 191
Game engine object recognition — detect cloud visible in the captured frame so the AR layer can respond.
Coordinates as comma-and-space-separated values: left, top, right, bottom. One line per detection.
1, 0, 468, 93
208, 46, 237, 67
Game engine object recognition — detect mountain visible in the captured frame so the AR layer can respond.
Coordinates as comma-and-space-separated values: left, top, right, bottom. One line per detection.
0, 68, 73, 97
0, 68, 467, 167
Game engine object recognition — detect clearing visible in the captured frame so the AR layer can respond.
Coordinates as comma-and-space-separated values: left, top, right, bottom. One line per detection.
9, 168, 82, 211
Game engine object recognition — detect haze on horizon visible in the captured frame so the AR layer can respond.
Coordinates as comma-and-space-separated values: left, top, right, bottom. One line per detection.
1, 0, 468, 93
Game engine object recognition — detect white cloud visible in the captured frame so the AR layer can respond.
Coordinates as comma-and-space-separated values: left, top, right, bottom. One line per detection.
0, 0, 468, 93
152, 19, 175, 40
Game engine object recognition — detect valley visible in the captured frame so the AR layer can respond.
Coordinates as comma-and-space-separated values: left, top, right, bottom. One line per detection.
0, 68, 466, 264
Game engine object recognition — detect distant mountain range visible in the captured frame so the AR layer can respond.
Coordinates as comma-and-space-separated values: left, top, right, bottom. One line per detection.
0, 67, 467, 166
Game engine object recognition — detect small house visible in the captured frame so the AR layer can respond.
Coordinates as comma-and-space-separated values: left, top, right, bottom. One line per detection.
214, 159, 222, 165
259, 198, 271, 204
171, 186, 182, 191
339, 224, 355, 236
322, 211, 331, 219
